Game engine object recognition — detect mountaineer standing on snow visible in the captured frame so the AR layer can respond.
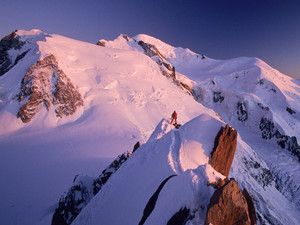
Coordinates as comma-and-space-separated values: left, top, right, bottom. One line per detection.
170, 110, 177, 125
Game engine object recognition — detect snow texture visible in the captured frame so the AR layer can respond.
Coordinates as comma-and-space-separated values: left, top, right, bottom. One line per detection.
0, 30, 299, 225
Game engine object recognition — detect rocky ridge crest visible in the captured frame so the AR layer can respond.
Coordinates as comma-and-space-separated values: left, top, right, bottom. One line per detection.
0, 31, 30, 76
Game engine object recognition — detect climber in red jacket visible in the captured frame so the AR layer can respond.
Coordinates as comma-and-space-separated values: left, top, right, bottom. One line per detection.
170, 110, 177, 125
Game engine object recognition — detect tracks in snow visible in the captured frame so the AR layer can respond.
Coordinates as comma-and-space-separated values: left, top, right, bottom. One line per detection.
168, 129, 183, 174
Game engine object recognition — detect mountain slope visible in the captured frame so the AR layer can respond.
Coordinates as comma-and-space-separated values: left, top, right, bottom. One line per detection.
0, 30, 299, 225
0, 30, 211, 225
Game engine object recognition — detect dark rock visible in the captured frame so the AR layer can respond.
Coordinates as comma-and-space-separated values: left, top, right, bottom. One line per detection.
133, 141, 141, 152
210, 124, 238, 177
122, 34, 131, 41
93, 151, 133, 195
242, 189, 257, 225
257, 103, 269, 111
213, 91, 224, 103
259, 117, 300, 161
51, 176, 94, 225
17, 54, 83, 123
205, 180, 252, 225
138, 40, 165, 61
257, 79, 264, 85
0, 31, 29, 76
286, 107, 296, 115
237, 102, 248, 121
52, 150, 134, 225
137, 39, 195, 99
96, 40, 105, 47
242, 156, 274, 189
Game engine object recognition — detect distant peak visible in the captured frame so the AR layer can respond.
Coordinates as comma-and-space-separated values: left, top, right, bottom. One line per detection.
16, 29, 45, 36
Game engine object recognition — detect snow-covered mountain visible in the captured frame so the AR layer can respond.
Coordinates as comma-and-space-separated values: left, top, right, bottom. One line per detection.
0, 29, 299, 225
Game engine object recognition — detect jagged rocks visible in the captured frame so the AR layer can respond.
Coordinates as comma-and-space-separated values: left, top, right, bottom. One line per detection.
0, 31, 29, 76
259, 117, 300, 161
237, 102, 248, 121
96, 40, 105, 47
213, 91, 224, 103
17, 54, 83, 123
138, 40, 165, 61
286, 107, 296, 115
205, 179, 256, 225
93, 151, 133, 194
52, 150, 134, 225
242, 157, 275, 189
210, 124, 238, 177
257, 102, 269, 111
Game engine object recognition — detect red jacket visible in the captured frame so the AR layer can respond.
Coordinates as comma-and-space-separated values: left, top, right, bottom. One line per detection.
172, 112, 177, 119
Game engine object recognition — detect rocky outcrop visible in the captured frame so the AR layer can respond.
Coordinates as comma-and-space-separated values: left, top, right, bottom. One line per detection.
210, 124, 238, 177
206, 125, 257, 224
205, 179, 256, 225
96, 40, 105, 47
0, 31, 29, 76
286, 107, 296, 115
51, 143, 140, 225
213, 91, 224, 103
242, 156, 275, 189
136, 39, 196, 98
138, 40, 166, 62
259, 117, 300, 161
17, 54, 83, 123
237, 102, 248, 121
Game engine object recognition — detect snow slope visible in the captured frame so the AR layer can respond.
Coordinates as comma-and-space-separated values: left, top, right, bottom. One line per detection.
0, 30, 299, 225
0, 30, 210, 225
71, 114, 300, 225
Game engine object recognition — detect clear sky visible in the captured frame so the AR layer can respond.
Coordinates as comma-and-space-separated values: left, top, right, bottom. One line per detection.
1, 0, 300, 78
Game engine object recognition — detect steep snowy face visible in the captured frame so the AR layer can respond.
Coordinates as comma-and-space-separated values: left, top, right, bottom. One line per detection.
71, 114, 227, 225
69, 114, 299, 225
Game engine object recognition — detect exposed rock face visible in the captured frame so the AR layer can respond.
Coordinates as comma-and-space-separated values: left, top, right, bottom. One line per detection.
138, 40, 166, 62
286, 107, 296, 115
136, 39, 196, 98
259, 117, 300, 161
237, 102, 248, 121
210, 124, 238, 177
213, 91, 224, 103
0, 31, 29, 76
52, 148, 137, 225
96, 40, 105, 47
205, 179, 256, 225
242, 156, 275, 189
17, 54, 83, 123
242, 188, 257, 225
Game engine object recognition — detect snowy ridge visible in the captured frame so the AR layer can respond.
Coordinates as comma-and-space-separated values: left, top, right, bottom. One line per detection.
71, 114, 300, 225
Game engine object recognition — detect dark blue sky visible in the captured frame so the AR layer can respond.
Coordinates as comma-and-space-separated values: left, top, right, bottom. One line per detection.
1, 0, 300, 78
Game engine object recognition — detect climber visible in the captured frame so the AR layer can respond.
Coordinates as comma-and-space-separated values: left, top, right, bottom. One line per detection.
170, 110, 177, 125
